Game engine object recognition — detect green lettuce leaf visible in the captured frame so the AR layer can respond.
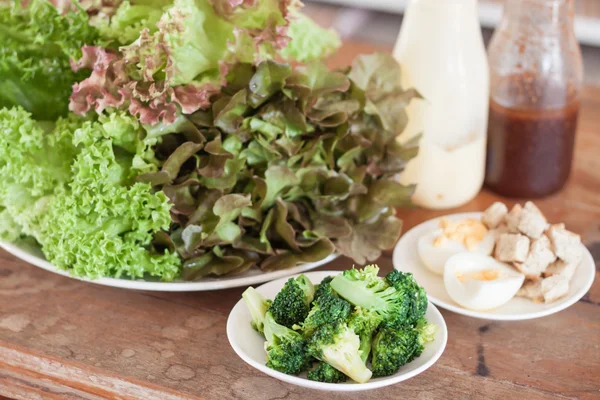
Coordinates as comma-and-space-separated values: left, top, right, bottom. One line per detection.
0, 0, 100, 120
94, 0, 171, 45
280, 12, 341, 63
0, 107, 181, 280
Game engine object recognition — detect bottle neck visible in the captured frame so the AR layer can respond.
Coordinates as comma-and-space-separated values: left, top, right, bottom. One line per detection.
503, 0, 574, 28
410, 0, 478, 7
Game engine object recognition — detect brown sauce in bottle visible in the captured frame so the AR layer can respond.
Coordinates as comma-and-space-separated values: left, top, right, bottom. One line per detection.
485, 100, 579, 198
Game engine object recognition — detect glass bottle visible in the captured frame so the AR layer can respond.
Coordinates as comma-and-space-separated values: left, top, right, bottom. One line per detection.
485, 0, 583, 198
394, 0, 489, 210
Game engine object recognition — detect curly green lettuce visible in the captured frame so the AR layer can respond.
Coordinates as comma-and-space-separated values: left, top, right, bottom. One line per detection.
0, 107, 181, 280
0, 0, 100, 120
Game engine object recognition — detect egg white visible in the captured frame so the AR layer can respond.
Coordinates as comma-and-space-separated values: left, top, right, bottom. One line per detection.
418, 228, 496, 275
444, 253, 525, 311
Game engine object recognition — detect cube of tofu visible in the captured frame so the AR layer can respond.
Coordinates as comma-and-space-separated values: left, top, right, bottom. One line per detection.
489, 224, 509, 241
545, 259, 578, 281
541, 275, 570, 303
516, 280, 543, 302
517, 202, 548, 239
495, 233, 530, 263
505, 204, 523, 233
482, 202, 508, 229
547, 225, 582, 264
517, 275, 569, 303
513, 235, 556, 279
547, 223, 565, 231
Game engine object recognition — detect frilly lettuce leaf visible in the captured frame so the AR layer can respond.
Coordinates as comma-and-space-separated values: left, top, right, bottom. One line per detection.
0, 107, 76, 240
280, 12, 340, 63
94, 0, 171, 45
0, 107, 181, 280
0, 0, 100, 120
69, 0, 341, 125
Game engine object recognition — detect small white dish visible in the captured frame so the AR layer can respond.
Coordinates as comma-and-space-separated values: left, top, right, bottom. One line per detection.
393, 212, 596, 321
0, 240, 337, 292
227, 270, 448, 392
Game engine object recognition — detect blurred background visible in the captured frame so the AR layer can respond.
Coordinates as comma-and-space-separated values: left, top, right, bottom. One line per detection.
304, 0, 600, 84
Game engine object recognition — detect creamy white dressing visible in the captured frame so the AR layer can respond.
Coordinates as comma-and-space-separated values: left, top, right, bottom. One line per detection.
393, 0, 489, 209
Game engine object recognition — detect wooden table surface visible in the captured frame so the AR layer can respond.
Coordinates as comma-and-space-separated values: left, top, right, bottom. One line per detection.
1, 42, 599, 400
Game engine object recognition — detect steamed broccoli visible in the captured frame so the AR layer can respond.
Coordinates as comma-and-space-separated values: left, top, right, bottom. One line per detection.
313, 275, 334, 303
299, 283, 352, 337
385, 270, 428, 326
269, 274, 315, 328
242, 287, 271, 334
242, 266, 434, 384
307, 361, 348, 383
415, 317, 437, 357
263, 312, 311, 375
329, 265, 412, 327
307, 320, 372, 383
348, 306, 383, 362
370, 326, 421, 378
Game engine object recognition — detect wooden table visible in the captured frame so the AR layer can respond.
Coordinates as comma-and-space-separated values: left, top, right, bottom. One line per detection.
1, 42, 599, 400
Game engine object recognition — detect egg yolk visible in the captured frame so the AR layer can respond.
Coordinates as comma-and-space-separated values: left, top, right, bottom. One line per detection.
433, 218, 488, 251
456, 269, 500, 283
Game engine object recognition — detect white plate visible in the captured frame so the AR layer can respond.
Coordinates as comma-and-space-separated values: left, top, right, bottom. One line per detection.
0, 241, 338, 292
227, 271, 448, 392
393, 212, 596, 321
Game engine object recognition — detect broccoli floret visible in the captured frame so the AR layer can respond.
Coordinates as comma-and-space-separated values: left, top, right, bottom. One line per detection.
385, 270, 428, 325
414, 317, 437, 357
307, 362, 348, 383
371, 326, 421, 378
242, 287, 271, 334
263, 312, 311, 375
348, 307, 383, 362
329, 265, 411, 327
307, 320, 372, 383
313, 275, 334, 303
269, 274, 315, 328
299, 286, 352, 337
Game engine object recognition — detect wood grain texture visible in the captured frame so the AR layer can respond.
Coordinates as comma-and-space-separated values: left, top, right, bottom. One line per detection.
1, 41, 599, 400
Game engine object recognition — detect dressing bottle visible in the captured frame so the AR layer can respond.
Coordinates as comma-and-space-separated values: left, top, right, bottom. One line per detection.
485, 0, 583, 198
393, 0, 489, 209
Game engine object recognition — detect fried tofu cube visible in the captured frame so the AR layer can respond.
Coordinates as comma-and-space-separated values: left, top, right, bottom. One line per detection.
547, 225, 582, 264
517, 275, 569, 303
517, 202, 548, 239
513, 235, 556, 279
482, 202, 508, 229
547, 223, 565, 231
517, 280, 543, 302
495, 233, 530, 263
489, 224, 509, 241
545, 259, 578, 281
505, 204, 523, 233
541, 275, 569, 303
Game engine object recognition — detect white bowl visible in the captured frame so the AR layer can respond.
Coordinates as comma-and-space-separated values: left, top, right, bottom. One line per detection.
227, 271, 448, 392
394, 212, 596, 321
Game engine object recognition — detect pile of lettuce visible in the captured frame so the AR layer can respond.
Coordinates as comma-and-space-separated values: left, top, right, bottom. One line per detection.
0, 0, 419, 281
0, 108, 181, 279
139, 55, 420, 280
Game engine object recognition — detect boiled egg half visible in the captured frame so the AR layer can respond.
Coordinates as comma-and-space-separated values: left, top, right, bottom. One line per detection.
444, 253, 525, 311
418, 218, 496, 275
